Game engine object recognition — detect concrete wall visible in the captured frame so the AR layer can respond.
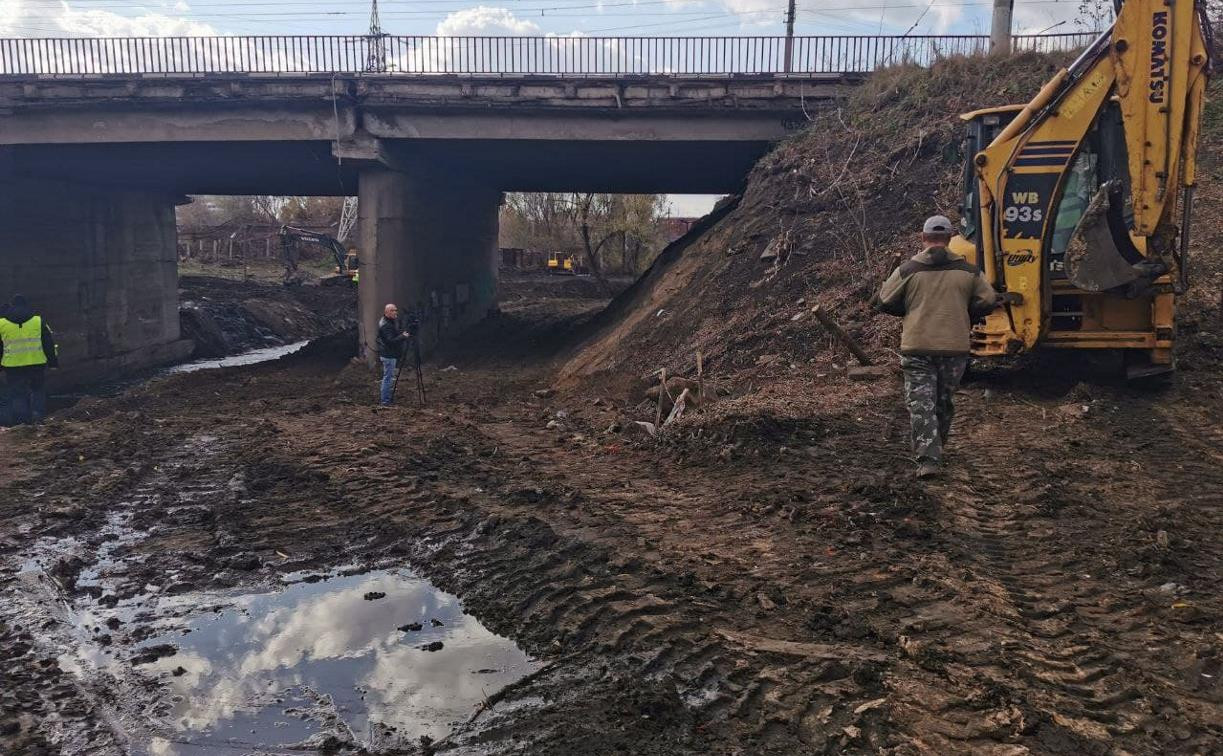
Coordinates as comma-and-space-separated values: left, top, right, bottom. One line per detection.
358, 167, 499, 363
0, 174, 193, 388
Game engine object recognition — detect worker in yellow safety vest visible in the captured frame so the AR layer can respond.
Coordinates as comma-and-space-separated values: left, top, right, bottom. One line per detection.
0, 295, 58, 426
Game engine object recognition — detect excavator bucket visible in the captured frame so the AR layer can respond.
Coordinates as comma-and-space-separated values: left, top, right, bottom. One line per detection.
1064, 184, 1140, 292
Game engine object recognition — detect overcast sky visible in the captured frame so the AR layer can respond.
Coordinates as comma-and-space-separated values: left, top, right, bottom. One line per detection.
0, 0, 1107, 217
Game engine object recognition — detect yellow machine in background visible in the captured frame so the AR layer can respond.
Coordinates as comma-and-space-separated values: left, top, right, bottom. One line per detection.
546, 252, 576, 275
955, 0, 1211, 378
337, 249, 360, 279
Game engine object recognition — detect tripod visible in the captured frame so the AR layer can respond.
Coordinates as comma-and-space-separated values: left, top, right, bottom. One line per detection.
390, 333, 425, 406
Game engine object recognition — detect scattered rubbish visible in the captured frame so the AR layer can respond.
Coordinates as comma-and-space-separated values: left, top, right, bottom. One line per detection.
632, 421, 658, 438
533, 388, 556, 398
441, 365, 458, 372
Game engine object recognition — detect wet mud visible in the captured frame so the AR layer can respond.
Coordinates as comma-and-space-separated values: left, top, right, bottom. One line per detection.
2, 286, 1221, 755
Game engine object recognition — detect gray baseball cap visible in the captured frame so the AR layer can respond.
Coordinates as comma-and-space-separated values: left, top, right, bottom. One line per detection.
922, 215, 956, 234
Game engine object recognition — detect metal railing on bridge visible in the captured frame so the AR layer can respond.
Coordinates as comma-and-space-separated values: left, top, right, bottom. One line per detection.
0, 33, 1095, 78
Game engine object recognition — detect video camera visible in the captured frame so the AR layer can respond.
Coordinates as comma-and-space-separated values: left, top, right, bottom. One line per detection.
403, 310, 421, 338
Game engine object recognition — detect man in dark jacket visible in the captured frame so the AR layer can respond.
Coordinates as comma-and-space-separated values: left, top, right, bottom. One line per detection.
375, 303, 411, 407
0, 294, 58, 425
876, 216, 998, 479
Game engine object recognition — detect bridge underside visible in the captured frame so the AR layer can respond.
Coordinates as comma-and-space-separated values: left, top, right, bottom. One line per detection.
4, 138, 772, 195
0, 72, 838, 385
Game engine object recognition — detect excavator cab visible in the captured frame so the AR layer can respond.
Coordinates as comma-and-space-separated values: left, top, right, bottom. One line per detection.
337, 249, 360, 277
953, 105, 1024, 268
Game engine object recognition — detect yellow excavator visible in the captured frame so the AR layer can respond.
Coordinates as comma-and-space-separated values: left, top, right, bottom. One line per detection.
955, 0, 1212, 378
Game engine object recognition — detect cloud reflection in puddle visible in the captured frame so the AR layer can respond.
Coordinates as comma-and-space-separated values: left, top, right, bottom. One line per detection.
132, 570, 537, 752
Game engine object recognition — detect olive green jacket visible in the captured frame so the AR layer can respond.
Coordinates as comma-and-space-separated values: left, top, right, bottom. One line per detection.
876, 247, 998, 356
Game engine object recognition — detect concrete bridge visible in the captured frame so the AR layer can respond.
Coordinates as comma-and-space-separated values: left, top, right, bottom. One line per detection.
0, 33, 1091, 386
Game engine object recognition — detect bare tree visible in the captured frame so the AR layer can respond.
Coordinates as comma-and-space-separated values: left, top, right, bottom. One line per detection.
500, 191, 669, 280
1075, 0, 1114, 32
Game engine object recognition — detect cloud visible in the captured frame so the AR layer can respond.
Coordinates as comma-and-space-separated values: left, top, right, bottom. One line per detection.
0, 0, 216, 38
709, 0, 969, 33
436, 6, 542, 37
1013, 0, 1111, 34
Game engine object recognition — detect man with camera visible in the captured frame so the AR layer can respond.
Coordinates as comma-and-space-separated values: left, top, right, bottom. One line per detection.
375, 303, 414, 407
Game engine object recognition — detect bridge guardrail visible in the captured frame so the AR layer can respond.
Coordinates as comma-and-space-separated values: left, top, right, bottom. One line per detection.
0, 33, 1096, 78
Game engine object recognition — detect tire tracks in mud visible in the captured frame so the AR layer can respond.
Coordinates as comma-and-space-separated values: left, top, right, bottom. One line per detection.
904, 391, 1223, 753
0, 432, 249, 755
243, 406, 928, 753
416, 414, 948, 753
6, 358, 1223, 754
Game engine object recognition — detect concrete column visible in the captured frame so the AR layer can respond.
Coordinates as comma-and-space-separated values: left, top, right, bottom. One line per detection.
989, 0, 1014, 55
0, 174, 193, 388
357, 167, 500, 365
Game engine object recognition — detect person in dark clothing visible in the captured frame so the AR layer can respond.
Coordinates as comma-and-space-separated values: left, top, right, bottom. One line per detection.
375, 303, 412, 407
0, 294, 58, 426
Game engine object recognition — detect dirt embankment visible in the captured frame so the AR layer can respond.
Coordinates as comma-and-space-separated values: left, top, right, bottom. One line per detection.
561, 54, 1223, 395
177, 275, 357, 358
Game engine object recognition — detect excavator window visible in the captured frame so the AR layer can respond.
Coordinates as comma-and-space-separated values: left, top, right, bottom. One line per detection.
959, 110, 1018, 251
1045, 102, 1139, 279
1048, 150, 1100, 278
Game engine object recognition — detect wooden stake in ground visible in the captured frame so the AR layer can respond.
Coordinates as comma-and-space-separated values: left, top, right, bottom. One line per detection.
696, 351, 704, 410
665, 388, 691, 427
811, 305, 873, 366
654, 367, 667, 429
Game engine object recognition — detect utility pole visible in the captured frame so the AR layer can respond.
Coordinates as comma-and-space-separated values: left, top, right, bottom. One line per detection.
783, 0, 797, 73
365, 0, 387, 73
989, 0, 1014, 55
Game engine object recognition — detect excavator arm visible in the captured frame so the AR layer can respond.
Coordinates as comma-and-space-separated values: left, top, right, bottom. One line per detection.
966, 0, 1211, 368
279, 225, 352, 276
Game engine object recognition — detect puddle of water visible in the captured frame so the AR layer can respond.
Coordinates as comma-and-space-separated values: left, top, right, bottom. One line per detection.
163, 341, 309, 375
117, 570, 539, 754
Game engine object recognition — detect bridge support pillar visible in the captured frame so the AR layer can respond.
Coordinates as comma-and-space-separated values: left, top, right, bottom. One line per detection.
357, 167, 500, 365
0, 171, 194, 389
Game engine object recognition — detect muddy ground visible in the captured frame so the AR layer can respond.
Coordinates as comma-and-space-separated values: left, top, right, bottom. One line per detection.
177, 275, 358, 359
4, 54, 1222, 754
1, 269, 1221, 754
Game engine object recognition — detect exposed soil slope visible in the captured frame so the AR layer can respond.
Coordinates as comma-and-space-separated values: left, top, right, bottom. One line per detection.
561, 53, 1222, 390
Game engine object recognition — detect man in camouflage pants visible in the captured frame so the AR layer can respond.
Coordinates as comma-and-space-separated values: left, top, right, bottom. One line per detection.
876, 216, 999, 479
